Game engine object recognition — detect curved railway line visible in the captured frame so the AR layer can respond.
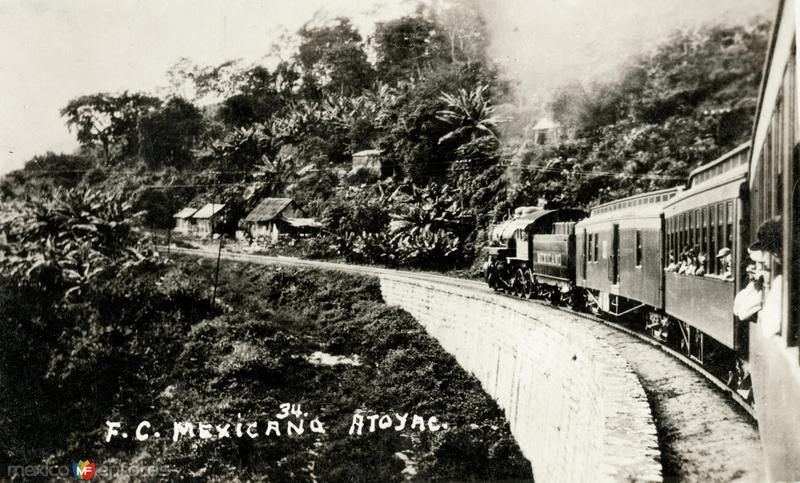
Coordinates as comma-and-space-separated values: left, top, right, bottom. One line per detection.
166, 246, 764, 481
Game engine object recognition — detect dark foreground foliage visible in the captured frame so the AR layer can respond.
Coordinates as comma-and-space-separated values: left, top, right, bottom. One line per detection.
0, 257, 531, 481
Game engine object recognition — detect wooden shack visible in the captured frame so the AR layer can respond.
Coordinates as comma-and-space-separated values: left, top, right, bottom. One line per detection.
191, 203, 225, 237
244, 198, 320, 243
173, 207, 198, 234
350, 149, 382, 176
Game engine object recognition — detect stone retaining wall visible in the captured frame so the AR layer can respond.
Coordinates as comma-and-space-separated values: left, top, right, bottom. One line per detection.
378, 275, 662, 483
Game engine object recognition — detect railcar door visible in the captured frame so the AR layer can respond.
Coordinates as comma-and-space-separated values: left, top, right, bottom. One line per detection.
609, 224, 620, 284
581, 228, 587, 279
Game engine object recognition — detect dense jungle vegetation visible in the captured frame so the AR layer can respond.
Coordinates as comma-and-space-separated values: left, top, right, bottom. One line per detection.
0, 2, 770, 272
0, 188, 530, 480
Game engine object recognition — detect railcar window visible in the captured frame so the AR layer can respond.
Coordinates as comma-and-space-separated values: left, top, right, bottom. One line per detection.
582, 230, 588, 275
673, 218, 677, 261
667, 218, 672, 258
695, 209, 700, 252
683, 212, 688, 250
717, 203, 725, 274
588, 234, 593, 262
594, 233, 599, 262
726, 201, 734, 255
695, 210, 700, 247
670, 218, 676, 262
766, 126, 773, 220
700, 206, 716, 273
776, 93, 784, 219
707, 209, 719, 273
666, 219, 671, 260
701, 208, 707, 256
635, 231, 642, 267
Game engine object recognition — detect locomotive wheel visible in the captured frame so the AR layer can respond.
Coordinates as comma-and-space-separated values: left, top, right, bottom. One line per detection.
523, 269, 535, 299
585, 290, 601, 316
514, 268, 526, 297
560, 288, 573, 308
569, 288, 584, 311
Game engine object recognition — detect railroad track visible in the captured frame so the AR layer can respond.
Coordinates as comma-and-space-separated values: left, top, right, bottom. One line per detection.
164, 246, 764, 481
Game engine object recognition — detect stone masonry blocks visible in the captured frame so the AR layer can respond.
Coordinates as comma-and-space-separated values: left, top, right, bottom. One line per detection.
378, 275, 662, 483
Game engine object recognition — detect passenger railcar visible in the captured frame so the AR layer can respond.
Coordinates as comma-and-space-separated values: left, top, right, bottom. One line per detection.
745, 0, 800, 478
661, 144, 750, 363
575, 188, 678, 316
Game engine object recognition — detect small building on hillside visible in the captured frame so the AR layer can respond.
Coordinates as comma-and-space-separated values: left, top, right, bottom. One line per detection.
350, 149, 382, 176
173, 207, 198, 234
191, 203, 225, 237
531, 118, 560, 145
243, 197, 321, 243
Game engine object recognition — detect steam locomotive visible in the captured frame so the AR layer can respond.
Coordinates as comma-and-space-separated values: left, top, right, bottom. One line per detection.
484, 0, 800, 476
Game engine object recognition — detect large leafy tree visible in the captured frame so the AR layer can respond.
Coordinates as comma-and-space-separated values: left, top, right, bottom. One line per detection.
138, 97, 205, 168
296, 18, 375, 98
60, 92, 161, 164
373, 13, 448, 84
218, 63, 301, 127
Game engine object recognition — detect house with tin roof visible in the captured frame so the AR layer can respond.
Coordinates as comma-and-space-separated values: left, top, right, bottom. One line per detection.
173, 207, 198, 234
243, 197, 320, 243
191, 203, 225, 237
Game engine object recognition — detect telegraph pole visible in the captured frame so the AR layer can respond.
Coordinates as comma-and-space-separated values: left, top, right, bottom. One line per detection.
211, 173, 223, 308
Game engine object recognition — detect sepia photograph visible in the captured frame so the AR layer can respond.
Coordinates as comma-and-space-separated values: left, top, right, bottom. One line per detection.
0, 0, 797, 481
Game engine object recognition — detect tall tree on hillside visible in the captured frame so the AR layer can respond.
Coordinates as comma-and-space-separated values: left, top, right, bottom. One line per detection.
296, 18, 375, 98
60, 92, 161, 165
138, 97, 205, 169
373, 13, 448, 84
164, 58, 246, 103
218, 62, 301, 127
431, 0, 490, 66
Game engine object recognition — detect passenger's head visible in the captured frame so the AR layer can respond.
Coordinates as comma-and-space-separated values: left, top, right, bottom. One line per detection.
750, 216, 782, 267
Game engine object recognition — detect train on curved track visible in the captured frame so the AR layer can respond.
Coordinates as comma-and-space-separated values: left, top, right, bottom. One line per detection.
484, 1, 800, 478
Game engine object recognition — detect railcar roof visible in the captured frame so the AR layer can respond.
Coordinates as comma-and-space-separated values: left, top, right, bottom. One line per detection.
663, 162, 748, 211
585, 187, 680, 218
577, 203, 666, 225
687, 143, 750, 188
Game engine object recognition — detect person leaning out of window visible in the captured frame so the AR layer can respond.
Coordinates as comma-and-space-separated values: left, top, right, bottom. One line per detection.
749, 217, 783, 336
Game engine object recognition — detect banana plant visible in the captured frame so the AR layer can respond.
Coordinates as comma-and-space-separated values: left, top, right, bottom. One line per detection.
0, 186, 155, 300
